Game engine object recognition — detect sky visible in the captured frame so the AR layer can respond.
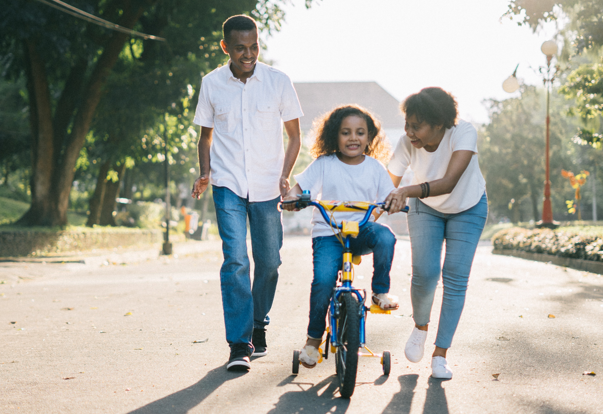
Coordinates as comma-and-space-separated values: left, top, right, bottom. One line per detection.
262, 0, 560, 124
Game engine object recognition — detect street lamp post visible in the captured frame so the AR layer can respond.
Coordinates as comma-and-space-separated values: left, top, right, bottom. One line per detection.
539, 40, 558, 228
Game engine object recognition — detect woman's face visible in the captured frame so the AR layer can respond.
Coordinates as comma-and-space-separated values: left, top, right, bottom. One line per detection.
404, 114, 444, 152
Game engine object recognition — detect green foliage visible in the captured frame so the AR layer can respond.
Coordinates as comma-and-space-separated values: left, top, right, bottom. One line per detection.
492, 226, 603, 261
479, 86, 575, 222
505, 0, 603, 148
0, 196, 29, 225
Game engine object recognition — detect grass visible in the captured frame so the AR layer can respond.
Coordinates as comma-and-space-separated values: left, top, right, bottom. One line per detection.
0, 196, 88, 227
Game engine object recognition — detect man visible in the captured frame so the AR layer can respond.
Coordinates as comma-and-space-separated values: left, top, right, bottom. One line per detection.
191, 14, 303, 372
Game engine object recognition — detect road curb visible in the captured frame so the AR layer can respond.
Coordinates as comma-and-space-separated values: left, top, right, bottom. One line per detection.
493, 248, 603, 274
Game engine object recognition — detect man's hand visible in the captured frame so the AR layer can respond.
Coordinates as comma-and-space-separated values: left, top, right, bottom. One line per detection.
279, 176, 290, 198
192, 176, 210, 199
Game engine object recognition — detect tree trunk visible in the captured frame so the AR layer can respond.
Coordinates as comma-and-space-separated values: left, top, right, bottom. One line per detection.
100, 163, 127, 226
86, 159, 112, 227
529, 188, 540, 222
18, 2, 147, 227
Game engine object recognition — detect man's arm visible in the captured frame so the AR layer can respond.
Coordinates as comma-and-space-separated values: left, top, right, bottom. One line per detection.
191, 126, 213, 199
280, 118, 302, 197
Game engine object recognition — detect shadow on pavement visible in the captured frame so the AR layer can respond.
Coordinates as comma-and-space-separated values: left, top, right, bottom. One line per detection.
382, 374, 418, 413
422, 377, 450, 414
127, 366, 246, 414
266, 375, 350, 413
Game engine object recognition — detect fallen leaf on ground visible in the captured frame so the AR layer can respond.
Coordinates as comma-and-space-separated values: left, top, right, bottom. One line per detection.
582, 371, 596, 376
124, 312, 132, 316
519, 315, 523, 318
548, 314, 555, 319
193, 339, 209, 343
9, 321, 16, 324
492, 373, 500, 380
62, 377, 75, 380
90, 307, 97, 310
61, 307, 74, 311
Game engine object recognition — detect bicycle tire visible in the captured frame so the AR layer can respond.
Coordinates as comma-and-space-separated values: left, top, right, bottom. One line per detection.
335, 292, 360, 398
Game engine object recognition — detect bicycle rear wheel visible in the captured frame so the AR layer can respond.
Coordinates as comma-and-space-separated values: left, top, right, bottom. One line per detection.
335, 292, 360, 398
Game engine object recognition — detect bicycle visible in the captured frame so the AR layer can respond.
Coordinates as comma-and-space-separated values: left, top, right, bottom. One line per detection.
280, 190, 408, 398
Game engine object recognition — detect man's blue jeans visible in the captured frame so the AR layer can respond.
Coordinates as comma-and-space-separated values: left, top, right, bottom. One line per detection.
307, 222, 396, 339
407, 193, 488, 349
212, 186, 283, 347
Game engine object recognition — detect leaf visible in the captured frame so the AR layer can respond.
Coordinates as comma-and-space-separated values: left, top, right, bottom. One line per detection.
582, 371, 596, 376
548, 314, 556, 319
193, 339, 209, 344
9, 321, 16, 324
61, 307, 74, 311
62, 377, 75, 380
492, 373, 500, 380
124, 312, 132, 316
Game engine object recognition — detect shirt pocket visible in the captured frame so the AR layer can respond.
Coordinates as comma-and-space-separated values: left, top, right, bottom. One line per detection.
214, 103, 233, 134
256, 102, 280, 131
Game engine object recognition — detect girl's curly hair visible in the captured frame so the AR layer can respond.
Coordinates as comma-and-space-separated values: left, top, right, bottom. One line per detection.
309, 105, 391, 164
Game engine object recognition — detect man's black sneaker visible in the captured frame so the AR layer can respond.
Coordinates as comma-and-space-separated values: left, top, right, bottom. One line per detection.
226, 343, 251, 371
252, 328, 268, 357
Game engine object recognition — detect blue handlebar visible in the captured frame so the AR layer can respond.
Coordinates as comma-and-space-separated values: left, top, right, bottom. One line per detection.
279, 190, 409, 232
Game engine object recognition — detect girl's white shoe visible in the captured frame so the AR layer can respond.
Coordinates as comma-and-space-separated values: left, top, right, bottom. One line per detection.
431, 356, 453, 379
299, 345, 320, 368
404, 327, 428, 363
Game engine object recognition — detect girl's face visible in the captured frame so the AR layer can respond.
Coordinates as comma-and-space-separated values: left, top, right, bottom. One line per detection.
404, 114, 445, 152
337, 115, 369, 165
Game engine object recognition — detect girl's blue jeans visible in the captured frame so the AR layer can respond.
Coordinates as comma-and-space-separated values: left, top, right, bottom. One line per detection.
212, 186, 282, 347
407, 193, 488, 349
307, 222, 396, 339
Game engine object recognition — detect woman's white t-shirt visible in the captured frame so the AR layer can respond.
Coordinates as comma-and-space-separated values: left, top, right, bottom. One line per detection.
295, 154, 395, 238
388, 119, 486, 214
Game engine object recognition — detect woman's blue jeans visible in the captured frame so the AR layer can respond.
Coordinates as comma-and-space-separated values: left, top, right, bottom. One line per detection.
307, 222, 396, 339
407, 193, 487, 349
212, 186, 283, 347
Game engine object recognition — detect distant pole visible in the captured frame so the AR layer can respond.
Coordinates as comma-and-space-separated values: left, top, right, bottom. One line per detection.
162, 135, 173, 255
538, 40, 559, 229
594, 164, 598, 222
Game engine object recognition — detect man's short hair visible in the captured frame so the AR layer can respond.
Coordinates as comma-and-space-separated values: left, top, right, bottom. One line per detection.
223, 15, 258, 43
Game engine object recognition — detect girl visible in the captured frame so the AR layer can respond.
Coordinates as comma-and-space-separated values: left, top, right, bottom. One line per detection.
283, 104, 399, 368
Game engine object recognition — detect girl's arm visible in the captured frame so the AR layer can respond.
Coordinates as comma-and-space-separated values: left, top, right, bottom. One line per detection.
385, 150, 473, 213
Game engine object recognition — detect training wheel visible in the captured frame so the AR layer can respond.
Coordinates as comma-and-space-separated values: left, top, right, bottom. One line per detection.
292, 349, 300, 375
382, 351, 391, 376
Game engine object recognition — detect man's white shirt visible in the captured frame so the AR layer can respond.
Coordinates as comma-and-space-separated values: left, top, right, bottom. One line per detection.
193, 61, 303, 202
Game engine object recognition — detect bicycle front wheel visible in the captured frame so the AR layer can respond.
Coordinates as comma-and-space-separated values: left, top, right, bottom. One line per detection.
335, 292, 360, 398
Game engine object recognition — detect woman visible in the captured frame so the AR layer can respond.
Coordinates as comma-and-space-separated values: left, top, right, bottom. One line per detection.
384, 87, 487, 379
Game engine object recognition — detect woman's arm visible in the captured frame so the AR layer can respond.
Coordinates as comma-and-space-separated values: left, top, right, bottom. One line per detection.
385, 150, 473, 213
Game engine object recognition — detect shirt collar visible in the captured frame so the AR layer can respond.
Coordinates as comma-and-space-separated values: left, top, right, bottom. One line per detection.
223, 60, 263, 83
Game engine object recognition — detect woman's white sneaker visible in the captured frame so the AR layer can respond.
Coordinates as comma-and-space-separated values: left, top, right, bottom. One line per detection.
431, 356, 453, 379
404, 327, 428, 363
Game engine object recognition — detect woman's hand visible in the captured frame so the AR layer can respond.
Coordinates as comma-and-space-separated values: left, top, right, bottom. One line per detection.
384, 187, 408, 214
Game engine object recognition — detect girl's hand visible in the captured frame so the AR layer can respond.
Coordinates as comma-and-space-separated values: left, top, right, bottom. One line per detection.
281, 195, 300, 211
384, 188, 408, 214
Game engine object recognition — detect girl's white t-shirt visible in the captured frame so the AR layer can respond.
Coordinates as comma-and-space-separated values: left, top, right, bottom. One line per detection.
295, 154, 395, 238
388, 119, 486, 214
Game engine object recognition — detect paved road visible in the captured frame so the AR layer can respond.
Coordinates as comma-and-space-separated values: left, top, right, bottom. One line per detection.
1, 236, 602, 413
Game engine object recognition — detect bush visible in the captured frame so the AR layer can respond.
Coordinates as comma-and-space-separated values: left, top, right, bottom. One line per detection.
115, 201, 180, 229
492, 227, 603, 261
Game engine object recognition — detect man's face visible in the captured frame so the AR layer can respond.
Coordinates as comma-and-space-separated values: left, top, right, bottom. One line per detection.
221, 28, 259, 78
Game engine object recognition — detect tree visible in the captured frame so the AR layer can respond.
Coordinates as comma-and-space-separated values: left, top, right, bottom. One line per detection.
0, 0, 314, 227
505, 0, 603, 147
480, 86, 575, 222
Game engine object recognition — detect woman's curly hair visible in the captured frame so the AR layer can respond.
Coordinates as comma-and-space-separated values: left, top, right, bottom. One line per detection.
309, 104, 391, 164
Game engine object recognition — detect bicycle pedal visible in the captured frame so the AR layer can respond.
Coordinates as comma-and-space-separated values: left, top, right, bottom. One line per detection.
369, 304, 391, 314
